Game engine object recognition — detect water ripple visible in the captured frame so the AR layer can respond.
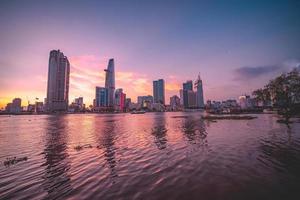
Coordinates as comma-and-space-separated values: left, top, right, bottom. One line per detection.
1, 113, 300, 199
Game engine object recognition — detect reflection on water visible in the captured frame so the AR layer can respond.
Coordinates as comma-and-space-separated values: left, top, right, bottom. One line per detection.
151, 113, 168, 150
41, 115, 72, 199
181, 115, 208, 145
95, 116, 118, 180
0, 113, 300, 200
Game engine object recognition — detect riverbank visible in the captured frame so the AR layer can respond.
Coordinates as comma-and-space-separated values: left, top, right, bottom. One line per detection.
0, 110, 184, 116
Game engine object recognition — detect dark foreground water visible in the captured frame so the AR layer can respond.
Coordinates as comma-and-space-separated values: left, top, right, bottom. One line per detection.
0, 112, 300, 200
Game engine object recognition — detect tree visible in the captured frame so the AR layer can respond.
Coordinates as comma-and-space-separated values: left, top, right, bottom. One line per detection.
252, 87, 271, 106
253, 68, 300, 123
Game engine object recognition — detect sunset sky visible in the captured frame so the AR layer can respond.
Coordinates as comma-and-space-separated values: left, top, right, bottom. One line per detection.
1, 0, 300, 108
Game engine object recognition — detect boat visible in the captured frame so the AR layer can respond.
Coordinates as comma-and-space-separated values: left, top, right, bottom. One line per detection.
131, 110, 146, 114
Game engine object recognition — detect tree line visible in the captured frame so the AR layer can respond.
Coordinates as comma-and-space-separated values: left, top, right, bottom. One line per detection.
252, 67, 300, 122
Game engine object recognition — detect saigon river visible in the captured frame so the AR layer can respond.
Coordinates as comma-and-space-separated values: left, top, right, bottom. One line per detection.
0, 112, 300, 200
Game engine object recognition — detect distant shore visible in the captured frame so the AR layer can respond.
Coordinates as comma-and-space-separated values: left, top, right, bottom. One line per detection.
0, 111, 180, 116
0, 110, 279, 116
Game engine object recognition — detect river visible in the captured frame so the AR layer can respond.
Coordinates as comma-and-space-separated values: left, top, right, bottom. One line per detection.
0, 112, 300, 200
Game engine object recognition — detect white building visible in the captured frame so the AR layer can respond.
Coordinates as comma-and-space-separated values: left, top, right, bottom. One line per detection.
239, 95, 254, 109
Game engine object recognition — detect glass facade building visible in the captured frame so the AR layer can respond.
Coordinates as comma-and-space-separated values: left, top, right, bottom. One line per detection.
153, 79, 165, 104
95, 87, 108, 107
182, 80, 193, 108
104, 59, 115, 107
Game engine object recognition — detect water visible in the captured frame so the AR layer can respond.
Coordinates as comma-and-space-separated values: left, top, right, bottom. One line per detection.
0, 112, 300, 200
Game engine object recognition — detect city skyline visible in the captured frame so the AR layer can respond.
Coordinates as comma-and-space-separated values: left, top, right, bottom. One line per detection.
1, 0, 300, 107
1, 1, 300, 199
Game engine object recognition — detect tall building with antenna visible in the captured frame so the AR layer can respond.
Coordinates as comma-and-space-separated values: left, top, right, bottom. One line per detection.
104, 59, 115, 107
195, 74, 204, 108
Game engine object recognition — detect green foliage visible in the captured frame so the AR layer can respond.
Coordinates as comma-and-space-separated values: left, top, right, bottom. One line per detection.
252, 87, 270, 106
252, 68, 300, 118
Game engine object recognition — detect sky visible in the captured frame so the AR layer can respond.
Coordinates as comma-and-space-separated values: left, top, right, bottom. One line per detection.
1, 0, 300, 108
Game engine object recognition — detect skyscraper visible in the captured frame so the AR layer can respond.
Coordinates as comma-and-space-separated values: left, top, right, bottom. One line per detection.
179, 89, 184, 105
95, 87, 108, 107
188, 90, 197, 108
183, 80, 193, 91
115, 88, 126, 111
195, 74, 204, 108
153, 79, 165, 104
170, 95, 181, 111
182, 80, 193, 108
74, 97, 84, 107
105, 59, 115, 107
46, 50, 70, 112
125, 98, 131, 111
5, 98, 22, 113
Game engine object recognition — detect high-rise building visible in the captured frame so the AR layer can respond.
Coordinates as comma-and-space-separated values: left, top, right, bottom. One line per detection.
115, 88, 126, 111
153, 79, 165, 104
69, 97, 84, 111
188, 90, 197, 108
5, 98, 22, 113
12, 98, 21, 109
46, 50, 70, 112
182, 80, 193, 108
183, 80, 193, 91
95, 87, 108, 107
104, 59, 115, 107
183, 90, 189, 108
125, 98, 132, 111
170, 95, 181, 111
239, 95, 254, 109
195, 74, 204, 108
179, 89, 184, 105
74, 97, 84, 107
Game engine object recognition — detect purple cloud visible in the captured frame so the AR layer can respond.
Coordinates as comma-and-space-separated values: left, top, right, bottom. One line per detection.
234, 65, 283, 80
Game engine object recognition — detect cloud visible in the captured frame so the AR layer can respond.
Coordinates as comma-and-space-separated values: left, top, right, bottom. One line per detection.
283, 59, 300, 71
165, 82, 181, 91
165, 75, 181, 91
67, 55, 156, 104
234, 59, 300, 81
234, 65, 283, 80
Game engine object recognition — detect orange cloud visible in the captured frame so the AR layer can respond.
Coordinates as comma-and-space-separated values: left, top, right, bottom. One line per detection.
165, 82, 181, 91
68, 55, 155, 105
